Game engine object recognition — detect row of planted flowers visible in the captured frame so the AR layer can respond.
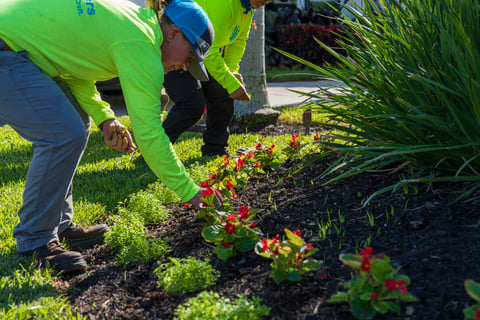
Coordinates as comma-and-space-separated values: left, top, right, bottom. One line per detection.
105, 132, 480, 319
183, 134, 422, 319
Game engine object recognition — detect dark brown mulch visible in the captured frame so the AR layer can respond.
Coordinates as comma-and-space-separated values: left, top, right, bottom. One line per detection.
63, 123, 480, 320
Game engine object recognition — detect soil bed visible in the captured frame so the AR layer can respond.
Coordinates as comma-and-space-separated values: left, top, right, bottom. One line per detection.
65, 123, 480, 320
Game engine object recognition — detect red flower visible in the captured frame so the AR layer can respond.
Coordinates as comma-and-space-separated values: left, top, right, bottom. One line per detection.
223, 242, 232, 248
247, 151, 255, 159
360, 259, 371, 272
255, 142, 263, 150
399, 286, 408, 294
227, 214, 236, 221
233, 193, 238, 199
183, 203, 191, 209
360, 247, 373, 258
225, 180, 234, 190
224, 222, 236, 234
201, 188, 214, 197
290, 140, 300, 147
234, 158, 245, 172
255, 161, 261, 167
273, 234, 280, 243
201, 181, 209, 187
268, 145, 275, 155
305, 243, 313, 249
313, 133, 320, 141
261, 238, 269, 251
475, 308, 480, 319
249, 222, 257, 228
370, 292, 378, 300
222, 156, 230, 167
292, 230, 301, 237
385, 278, 396, 291
319, 272, 327, 280
238, 206, 249, 220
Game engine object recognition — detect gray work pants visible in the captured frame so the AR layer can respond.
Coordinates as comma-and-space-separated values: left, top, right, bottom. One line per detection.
0, 45, 90, 252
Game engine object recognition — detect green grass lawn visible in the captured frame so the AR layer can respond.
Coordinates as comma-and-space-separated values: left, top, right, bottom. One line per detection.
0, 109, 319, 319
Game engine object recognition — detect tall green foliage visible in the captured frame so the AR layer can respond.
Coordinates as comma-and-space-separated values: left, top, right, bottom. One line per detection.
279, 0, 480, 198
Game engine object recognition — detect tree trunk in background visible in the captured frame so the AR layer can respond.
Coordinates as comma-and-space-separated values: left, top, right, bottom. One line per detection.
235, 7, 271, 116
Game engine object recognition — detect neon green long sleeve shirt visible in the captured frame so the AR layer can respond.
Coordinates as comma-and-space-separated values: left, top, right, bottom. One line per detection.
194, 0, 254, 94
0, 0, 199, 202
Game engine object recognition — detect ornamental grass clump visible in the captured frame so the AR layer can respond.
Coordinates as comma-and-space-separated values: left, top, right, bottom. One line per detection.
279, 0, 480, 200
154, 257, 219, 296
174, 291, 270, 320
463, 279, 480, 320
255, 229, 322, 284
328, 247, 418, 319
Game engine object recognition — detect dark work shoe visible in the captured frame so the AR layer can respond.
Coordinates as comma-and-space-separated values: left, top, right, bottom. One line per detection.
19, 240, 87, 274
59, 223, 110, 251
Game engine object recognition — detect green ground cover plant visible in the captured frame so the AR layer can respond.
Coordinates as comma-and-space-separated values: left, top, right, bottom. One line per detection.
174, 291, 270, 320
154, 257, 219, 296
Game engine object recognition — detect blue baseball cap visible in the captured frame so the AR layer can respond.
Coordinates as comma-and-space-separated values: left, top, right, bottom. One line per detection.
164, 0, 214, 81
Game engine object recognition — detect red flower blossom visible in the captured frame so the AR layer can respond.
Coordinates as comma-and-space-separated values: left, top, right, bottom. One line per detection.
255, 161, 261, 167
223, 242, 232, 248
255, 142, 263, 150
313, 133, 320, 141
305, 243, 313, 249
292, 230, 301, 237
297, 253, 303, 261
182, 203, 191, 209
319, 272, 327, 280
399, 286, 408, 294
268, 145, 275, 155
233, 193, 238, 199
475, 308, 480, 319
238, 206, 249, 220
249, 222, 257, 228
234, 158, 245, 172
370, 292, 378, 300
222, 156, 230, 167
227, 214, 236, 221
201, 188, 214, 197
200, 181, 209, 187
261, 238, 269, 251
273, 234, 280, 243
360, 247, 373, 258
361, 259, 371, 272
385, 278, 397, 291
225, 180, 234, 190
224, 222, 236, 234
247, 151, 255, 159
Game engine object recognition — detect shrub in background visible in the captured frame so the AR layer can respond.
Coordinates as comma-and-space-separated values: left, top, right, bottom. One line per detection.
278, 0, 480, 200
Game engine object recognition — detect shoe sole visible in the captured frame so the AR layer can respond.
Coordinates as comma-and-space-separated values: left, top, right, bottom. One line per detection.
54, 256, 87, 274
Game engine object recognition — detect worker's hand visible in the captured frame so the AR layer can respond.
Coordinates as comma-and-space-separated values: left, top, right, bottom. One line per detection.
229, 85, 251, 101
188, 188, 223, 209
232, 72, 245, 85
101, 119, 137, 153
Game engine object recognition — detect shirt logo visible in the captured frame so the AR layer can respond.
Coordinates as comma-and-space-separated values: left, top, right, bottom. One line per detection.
229, 25, 240, 41
75, 0, 96, 16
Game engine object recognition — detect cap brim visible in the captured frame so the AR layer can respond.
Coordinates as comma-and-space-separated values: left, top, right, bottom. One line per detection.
189, 51, 209, 82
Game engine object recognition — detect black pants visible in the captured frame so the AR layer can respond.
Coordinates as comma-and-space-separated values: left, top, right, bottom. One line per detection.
163, 69, 234, 156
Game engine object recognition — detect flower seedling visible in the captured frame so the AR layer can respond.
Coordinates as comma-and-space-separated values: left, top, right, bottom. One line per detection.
255, 229, 322, 284
328, 247, 418, 319
201, 205, 262, 261
463, 279, 480, 320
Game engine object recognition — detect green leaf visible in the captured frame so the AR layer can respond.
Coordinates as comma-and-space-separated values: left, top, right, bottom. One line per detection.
284, 229, 302, 241
339, 253, 362, 270
371, 301, 390, 314
463, 304, 480, 319
465, 280, 480, 303
302, 259, 322, 271
370, 259, 394, 282
213, 246, 234, 262
383, 301, 401, 315
234, 237, 257, 252
286, 270, 302, 282
327, 292, 349, 303
202, 225, 224, 242
350, 296, 377, 320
